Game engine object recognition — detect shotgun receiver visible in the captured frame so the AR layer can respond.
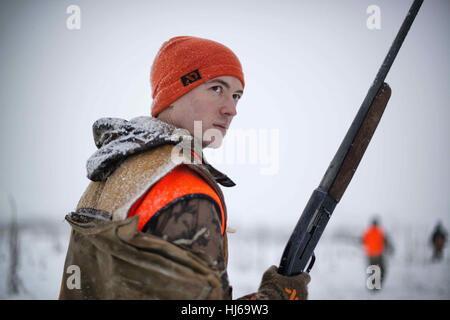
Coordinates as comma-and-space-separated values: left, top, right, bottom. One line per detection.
278, 0, 423, 276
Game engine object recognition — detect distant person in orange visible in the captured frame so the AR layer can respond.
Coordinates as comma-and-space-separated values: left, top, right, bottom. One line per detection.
362, 218, 392, 287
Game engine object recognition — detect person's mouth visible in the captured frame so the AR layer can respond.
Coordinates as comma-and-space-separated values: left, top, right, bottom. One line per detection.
213, 123, 228, 135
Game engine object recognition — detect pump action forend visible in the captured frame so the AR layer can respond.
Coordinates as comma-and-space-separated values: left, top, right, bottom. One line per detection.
278, 0, 423, 276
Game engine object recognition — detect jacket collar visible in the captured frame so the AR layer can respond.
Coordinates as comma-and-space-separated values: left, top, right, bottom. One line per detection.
87, 116, 236, 187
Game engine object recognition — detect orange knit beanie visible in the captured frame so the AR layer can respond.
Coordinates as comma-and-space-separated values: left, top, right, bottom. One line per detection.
150, 36, 245, 117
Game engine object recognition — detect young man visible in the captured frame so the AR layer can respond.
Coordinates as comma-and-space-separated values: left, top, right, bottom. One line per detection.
59, 36, 310, 300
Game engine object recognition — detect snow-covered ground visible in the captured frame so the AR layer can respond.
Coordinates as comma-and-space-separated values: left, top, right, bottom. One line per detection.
0, 219, 70, 299
0, 219, 449, 300
227, 222, 450, 299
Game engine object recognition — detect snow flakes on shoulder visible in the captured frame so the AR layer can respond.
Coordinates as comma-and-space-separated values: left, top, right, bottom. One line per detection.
86, 116, 192, 182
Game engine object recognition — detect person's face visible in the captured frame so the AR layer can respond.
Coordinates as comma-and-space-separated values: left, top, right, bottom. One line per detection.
169, 75, 243, 148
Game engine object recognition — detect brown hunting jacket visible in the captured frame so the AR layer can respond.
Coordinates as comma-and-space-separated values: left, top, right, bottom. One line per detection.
59, 117, 237, 299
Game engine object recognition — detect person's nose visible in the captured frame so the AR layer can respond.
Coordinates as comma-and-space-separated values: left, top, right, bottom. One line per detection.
220, 95, 237, 117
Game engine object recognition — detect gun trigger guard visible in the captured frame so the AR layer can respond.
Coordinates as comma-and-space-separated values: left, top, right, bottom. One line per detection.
306, 253, 316, 273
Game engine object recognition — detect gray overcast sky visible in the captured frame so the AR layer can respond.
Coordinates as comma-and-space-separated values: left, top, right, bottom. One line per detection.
0, 0, 448, 233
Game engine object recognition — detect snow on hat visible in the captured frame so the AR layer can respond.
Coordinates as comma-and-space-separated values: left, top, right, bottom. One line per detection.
150, 36, 245, 117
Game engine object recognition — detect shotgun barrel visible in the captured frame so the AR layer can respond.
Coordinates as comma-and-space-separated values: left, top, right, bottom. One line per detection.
278, 0, 423, 276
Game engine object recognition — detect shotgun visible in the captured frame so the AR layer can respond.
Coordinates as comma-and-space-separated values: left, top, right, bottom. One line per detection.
278, 0, 424, 276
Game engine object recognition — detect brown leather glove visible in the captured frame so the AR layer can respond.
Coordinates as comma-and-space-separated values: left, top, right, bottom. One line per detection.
257, 265, 311, 300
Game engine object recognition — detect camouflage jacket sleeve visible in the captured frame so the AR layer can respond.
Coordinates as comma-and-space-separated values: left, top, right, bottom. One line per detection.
143, 195, 271, 300
143, 195, 231, 298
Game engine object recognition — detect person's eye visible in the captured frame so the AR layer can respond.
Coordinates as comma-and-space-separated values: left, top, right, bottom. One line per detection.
233, 93, 241, 101
210, 86, 223, 94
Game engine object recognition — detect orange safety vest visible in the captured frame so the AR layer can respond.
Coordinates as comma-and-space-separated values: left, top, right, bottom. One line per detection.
128, 164, 226, 234
362, 226, 385, 257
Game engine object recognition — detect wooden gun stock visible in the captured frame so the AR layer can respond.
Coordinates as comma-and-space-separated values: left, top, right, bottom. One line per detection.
329, 83, 391, 203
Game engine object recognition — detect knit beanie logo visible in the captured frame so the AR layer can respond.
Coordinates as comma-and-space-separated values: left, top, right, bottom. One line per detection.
181, 69, 202, 87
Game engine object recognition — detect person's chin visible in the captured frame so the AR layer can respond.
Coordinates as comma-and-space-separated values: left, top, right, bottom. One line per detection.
203, 137, 223, 149
203, 127, 225, 149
